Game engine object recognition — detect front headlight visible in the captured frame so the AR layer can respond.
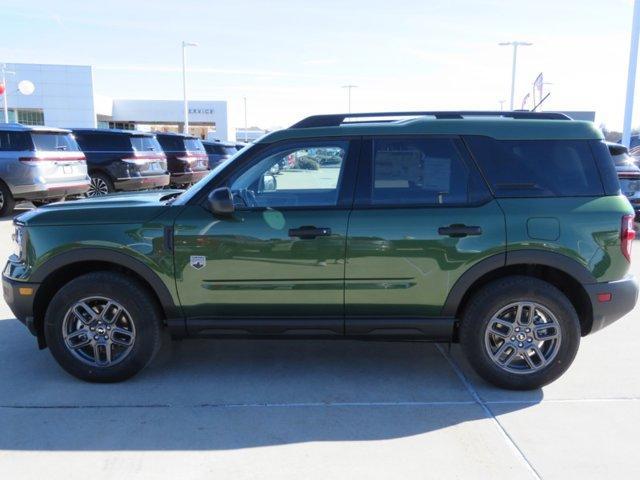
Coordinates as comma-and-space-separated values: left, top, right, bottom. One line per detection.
11, 224, 25, 261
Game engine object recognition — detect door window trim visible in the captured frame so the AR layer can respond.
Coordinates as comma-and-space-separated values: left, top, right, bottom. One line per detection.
194, 137, 362, 211
353, 135, 493, 209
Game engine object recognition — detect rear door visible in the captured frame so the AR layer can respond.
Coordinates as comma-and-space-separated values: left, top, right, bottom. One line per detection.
345, 136, 505, 334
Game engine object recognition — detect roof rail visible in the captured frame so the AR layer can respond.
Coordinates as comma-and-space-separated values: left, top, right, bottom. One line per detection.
290, 111, 572, 128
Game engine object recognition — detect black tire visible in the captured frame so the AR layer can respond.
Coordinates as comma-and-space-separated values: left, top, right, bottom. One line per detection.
87, 172, 114, 197
459, 276, 580, 390
0, 181, 16, 217
44, 272, 163, 382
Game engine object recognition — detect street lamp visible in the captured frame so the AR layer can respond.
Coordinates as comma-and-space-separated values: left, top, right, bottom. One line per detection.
342, 85, 358, 113
498, 41, 532, 110
182, 41, 198, 134
622, 0, 640, 148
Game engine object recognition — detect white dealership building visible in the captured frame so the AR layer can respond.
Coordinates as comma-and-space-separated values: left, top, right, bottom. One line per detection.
0, 63, 229, 140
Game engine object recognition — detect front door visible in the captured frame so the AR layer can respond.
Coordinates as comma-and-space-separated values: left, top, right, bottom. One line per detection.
345, 136, 505, 333
174, 138, 360, 335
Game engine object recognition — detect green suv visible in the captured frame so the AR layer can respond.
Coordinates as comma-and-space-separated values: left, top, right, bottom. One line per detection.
3, 111, 638, 389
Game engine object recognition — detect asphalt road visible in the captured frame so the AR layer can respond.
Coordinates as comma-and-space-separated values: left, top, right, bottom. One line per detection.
1, 209, 639, 479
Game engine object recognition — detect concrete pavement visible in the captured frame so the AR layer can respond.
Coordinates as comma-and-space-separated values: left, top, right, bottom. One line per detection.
0, 212, 638, 479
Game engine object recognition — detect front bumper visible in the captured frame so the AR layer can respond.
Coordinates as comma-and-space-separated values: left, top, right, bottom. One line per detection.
2, 274, 39, 336
585, 275, 638, 334
114, 174, 170, 191
170, 170, 209, 186
14, 181, 91, 201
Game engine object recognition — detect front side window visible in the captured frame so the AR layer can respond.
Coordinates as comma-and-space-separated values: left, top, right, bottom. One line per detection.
368, 137, 487, 205
228, 141, 348, 208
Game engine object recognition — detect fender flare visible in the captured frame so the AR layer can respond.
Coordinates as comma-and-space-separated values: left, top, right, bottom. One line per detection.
31, 248, 182, 320
441, 250, 595, 317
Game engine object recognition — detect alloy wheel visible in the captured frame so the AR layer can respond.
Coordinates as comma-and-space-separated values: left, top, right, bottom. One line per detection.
62, 297, 136, 367
87, 177, 109, 197
0, 191, 4, 210
484, 301, 562, 374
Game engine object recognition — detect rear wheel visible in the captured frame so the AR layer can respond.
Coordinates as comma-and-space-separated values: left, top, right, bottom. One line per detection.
87, 173, 113, 197
0, 181, 16, 217
459, 276, 581, 390
44, 272, 163, 382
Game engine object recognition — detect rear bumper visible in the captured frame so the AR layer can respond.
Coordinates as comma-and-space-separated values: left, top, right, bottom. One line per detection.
170, 170, 208, 186
13, 180, 90, 200
114, 174, 170, 191
585, 275, 638, 334
2, 274, 38, 336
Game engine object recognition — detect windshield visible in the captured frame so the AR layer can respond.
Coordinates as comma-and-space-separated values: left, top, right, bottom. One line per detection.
131, 135, 162, 152
172, 144, 254, 206
31, 132, 80, 152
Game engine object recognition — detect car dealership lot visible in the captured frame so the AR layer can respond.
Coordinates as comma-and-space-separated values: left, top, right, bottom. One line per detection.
0, 212, 638, 479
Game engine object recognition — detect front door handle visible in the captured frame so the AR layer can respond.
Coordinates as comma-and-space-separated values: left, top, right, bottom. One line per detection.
288, 226, 332, 239
438, 224, 482, 238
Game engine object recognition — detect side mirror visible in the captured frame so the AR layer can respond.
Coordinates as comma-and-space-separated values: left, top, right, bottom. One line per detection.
262, 174, 277, 192
207, 187, 235, 216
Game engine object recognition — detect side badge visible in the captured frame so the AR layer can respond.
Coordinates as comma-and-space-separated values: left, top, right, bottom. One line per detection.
190, 255, 206, 270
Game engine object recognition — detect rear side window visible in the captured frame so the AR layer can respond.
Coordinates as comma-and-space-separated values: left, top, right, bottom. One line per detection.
31, 133, 80, 152
205, 144, 236, 155
464, 136, 604, 197
365, 137, 490, 206
130, 135, 162, 152
74, 132, 130, 152
0, 131, 32, 151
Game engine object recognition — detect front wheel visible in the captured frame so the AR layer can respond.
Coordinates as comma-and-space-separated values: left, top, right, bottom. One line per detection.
44, 272, 163, 382
459, 276, 581, 390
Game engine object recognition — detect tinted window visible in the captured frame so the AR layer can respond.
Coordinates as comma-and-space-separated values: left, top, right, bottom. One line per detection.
205, 144, 236, 156
130, 135, 162, 152
590, 140, 621, 195
31, 132, 80, 152
465, 136, 604, 197
228, 141, 348, 208
369, 137, 488, 205
74, 132, 130, 152
0, 131, 32, 151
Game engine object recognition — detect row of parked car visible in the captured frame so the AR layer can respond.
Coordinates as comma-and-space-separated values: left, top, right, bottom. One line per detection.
0, 123, 245, 215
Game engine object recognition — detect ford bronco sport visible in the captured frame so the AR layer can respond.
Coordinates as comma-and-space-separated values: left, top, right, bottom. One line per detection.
3, 111, 637, 389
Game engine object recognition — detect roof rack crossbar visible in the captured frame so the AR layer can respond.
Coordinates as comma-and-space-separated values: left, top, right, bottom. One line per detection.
290, 111, 572, 128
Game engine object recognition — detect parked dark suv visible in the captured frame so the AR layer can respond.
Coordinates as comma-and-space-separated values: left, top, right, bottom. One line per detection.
3, 111, 637, 389
72, 129, 169, 196
202, 140, 238, 169
155, 132, 209, 187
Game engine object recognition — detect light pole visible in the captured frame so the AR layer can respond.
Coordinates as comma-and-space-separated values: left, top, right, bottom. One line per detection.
622, 0, 640, 148
499, 100, 506, 111
499, 41, 532, 110
342, 85, 358, 113
181, 41, 198, 134
1, 64, 15, 123
243, 96, 248, 142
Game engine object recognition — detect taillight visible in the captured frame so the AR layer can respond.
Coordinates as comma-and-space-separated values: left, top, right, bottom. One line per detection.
19, 154, 85, 165
122, 153, 166, 164
621, 214, 636, 262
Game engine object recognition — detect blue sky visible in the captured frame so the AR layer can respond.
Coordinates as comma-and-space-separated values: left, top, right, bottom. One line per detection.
1, 0, 637, 131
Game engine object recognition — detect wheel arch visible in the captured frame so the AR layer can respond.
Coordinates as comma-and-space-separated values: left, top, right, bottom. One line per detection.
31, 249, 183, 348
443, 251, 595, 337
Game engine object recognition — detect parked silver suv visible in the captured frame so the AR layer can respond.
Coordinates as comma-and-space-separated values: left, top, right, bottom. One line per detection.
0, 124, 90, 216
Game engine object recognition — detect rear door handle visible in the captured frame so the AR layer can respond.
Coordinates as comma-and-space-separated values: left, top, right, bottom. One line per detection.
288, 226, 332, 239
438, 224, 482, 237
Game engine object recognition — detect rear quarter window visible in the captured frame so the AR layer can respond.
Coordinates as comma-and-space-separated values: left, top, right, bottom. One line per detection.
0, 131, 32, 151
74, 132, 130, 152
130, 135, 162, 152
464, 136, 605, 197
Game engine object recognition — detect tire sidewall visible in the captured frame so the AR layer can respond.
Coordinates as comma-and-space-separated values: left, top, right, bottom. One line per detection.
460, 276, 581, 390
44, 273, 161, 382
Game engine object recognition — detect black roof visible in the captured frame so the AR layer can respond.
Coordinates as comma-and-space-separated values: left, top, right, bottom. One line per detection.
71, 128, 155, 137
